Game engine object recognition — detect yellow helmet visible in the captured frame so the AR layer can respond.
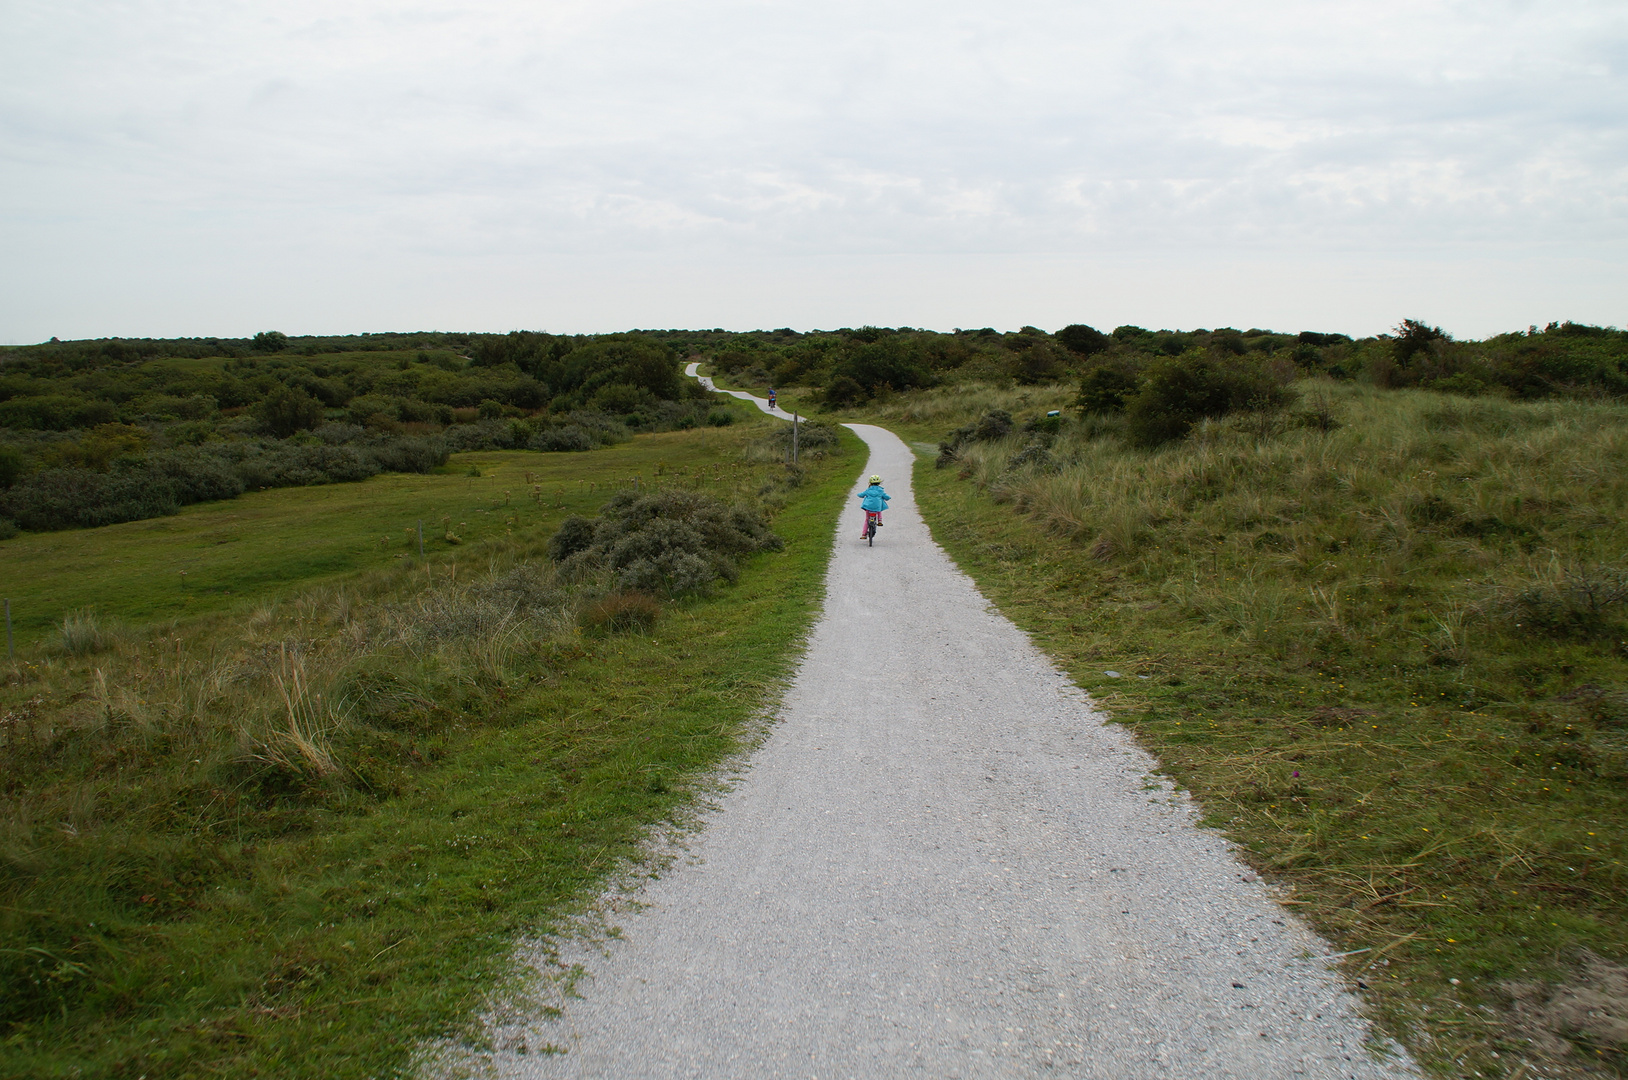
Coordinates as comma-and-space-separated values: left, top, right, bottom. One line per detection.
869, 475, 881, 484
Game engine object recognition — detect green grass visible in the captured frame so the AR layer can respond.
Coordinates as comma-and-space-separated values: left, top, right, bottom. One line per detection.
0, 422, 762, 647
0, 414, 859, 1078
867, 380, 1628, 1079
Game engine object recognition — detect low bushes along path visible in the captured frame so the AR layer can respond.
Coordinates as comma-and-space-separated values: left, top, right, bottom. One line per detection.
495, 374, 1418, 1078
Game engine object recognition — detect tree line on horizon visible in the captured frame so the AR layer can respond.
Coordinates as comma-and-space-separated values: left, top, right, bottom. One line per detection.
1, 319, 1623, 535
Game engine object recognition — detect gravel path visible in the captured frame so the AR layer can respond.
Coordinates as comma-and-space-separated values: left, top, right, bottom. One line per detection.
491, 379, 1418, 1079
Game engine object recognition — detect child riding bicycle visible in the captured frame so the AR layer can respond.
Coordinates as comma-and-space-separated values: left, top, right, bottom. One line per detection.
857, 475, 890, 538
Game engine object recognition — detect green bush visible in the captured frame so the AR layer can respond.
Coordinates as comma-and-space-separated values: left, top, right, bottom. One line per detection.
0, 445, 23, 488
0, 437, 446, 532
1076, 364, 1140, 414
937, 409, 1017, 466
546, 515, 597, 561
529, 426, 595, 452
1057, 323, 1110, 357
759, 420, 839, 454
546, 489, 782, 597
823, 375, 865, 407
0, 394, 117, 431
1393, 318, 1448, 364
253, 386, 324, 438
1124, 353, 1292, 447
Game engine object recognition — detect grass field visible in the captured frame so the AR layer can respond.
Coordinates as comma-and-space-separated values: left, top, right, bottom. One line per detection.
0, 408, 762, 647
859, 380, 1628, 1079
0, 410, 858, 1078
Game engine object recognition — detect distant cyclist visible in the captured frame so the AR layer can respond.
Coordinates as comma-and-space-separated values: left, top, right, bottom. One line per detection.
857, 474, 890, 538
766, 388, 777, 410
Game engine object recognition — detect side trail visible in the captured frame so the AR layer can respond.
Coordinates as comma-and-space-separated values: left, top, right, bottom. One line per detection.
486, 374, 1418, 1078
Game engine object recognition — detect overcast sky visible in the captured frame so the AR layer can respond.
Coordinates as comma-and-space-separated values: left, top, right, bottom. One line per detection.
2, 0, 1625, 341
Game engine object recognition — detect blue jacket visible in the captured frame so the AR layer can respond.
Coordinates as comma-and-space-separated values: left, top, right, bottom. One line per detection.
857, 484, 891, 512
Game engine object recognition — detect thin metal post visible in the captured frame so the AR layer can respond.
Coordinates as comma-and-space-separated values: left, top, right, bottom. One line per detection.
417, 520, 424, 558
4, 599, 12, 661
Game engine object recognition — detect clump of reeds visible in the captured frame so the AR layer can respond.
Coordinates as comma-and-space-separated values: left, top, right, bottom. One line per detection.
248, 650, 342, 780
59, 609, 117, 655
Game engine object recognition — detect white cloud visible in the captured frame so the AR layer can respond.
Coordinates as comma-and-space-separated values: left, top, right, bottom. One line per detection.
1, 0, 1625, 339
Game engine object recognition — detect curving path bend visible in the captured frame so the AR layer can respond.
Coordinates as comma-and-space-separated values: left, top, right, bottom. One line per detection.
686, 361, 801, 420
486, 374, 1418, 1079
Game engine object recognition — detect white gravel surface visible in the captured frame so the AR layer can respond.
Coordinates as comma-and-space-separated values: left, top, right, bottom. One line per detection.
488, 377, 1418, 1079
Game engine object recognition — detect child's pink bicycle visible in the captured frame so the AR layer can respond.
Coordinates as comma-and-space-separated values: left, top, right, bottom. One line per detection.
864, 510, 881, 546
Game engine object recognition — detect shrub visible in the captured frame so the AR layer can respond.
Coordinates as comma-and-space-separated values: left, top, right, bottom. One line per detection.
0, 446, 22, 488
364, 435, 448, 474
617, 549, 719, 596
1393, 318, 1448, 364
937, 409, 1018, 466
580, 591, 662, 633
530, 426, 595, 452
1123, 353, 1292, 447
759, 420, 839, 453
1006, 334, 1067, 384
1499, 564, 1628, 639
0, 435, 442, 532
707, 409, 735, 426
546, 515, 598, 561
559, 411, 631, 446
476, 564, 563, 612
0, 518, 16, 540
589, 383, 654, 415
823, 375, 865, 407
1077, 365, 1140, 414
832, 336, 934, 396
445, 420, 520, 451
314, 422, 366, 445
1057, 323, 1110, 357
1006, 440, 1057, 473
253, 386, 324, 438
546, 489, 782, 597
0, 394, 118, 431
0, 468, 171, 531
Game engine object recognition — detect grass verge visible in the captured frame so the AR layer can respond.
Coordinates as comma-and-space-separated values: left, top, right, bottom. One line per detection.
883, 380, 1627, 1080
0, 416, 858, 1078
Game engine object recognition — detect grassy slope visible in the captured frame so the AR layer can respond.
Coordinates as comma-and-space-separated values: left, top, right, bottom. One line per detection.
0, 417, 762, 646
858, 380, 1627, 1079
0, 415, 859, 1079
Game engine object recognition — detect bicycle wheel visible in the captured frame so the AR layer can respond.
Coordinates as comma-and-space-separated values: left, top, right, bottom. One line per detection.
867, 515, 875, 546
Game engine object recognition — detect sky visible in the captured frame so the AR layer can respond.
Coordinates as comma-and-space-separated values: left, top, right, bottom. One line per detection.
2, 0, 1625, 342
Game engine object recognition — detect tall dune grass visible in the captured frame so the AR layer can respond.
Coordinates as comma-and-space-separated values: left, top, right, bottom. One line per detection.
947, 383, 1628, 646
905, 379, 1628, 1076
